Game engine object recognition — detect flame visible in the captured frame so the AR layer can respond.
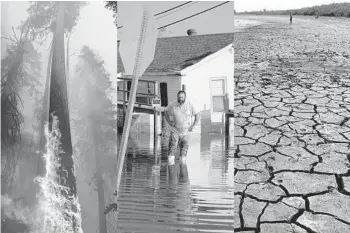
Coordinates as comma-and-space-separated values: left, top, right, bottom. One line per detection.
33, 115, 83, 233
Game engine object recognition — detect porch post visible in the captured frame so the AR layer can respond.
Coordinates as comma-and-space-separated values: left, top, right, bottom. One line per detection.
123, 80, 127, 109
224, 93, 230, 149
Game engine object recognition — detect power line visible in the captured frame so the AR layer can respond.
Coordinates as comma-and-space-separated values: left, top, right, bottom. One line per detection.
117, 2, 192, 29
155, 2, 198, 20
118, 1, 231, 30
154, 1, 192, 17
158, 1, 230, 30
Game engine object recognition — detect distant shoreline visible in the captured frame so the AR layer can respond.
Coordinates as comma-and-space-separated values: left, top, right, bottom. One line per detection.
236, 2, 350, 18
234, 19, 265, 32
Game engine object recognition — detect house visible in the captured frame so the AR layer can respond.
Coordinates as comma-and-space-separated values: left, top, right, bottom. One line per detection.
117, 30, 234, 134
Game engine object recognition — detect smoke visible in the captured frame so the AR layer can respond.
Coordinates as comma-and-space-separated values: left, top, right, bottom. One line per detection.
1, 195, 37, 232
1, 116, 84, 233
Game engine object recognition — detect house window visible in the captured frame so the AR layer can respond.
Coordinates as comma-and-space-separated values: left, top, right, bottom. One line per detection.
211, 78, 226, 112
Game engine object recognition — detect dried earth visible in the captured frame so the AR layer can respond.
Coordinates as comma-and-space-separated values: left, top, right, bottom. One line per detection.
234, 15, 350, 233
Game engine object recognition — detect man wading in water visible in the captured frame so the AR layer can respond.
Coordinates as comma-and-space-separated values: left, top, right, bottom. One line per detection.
290, 13, 293, 24
164, 91, 200, 164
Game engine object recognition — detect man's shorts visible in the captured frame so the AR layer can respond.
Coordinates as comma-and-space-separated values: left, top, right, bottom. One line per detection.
168, 129, 189, 156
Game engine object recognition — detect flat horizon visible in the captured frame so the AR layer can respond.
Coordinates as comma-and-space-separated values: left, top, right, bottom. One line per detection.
235, 0, 350, 13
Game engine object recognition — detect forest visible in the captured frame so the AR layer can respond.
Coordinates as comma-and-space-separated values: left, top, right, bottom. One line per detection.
1, 1, 119, 232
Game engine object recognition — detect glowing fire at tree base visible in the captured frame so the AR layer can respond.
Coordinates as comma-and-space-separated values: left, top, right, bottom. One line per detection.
35, 115, 83, 233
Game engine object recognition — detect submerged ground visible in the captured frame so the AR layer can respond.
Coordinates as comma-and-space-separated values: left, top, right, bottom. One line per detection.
76, 131, 234, 233
234, 15, 350, 232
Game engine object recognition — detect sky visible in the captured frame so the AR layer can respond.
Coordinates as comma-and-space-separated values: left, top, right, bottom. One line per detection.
235, 0, 350, 12
118, 1, 234, 38
69, 1, 117, 86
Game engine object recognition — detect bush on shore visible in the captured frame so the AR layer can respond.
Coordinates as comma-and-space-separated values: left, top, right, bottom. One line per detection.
238, 3, 350, 18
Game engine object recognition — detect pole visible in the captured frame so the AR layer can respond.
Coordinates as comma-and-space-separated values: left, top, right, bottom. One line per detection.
154, 82, 160, 155
154, 107, 159, 156
225, 112, 230, 150
116, 9, 150, 194
224, 93, 230, 150
161, 111, 167, 158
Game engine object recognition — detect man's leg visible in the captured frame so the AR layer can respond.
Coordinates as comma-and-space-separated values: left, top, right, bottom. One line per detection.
168, 129, 180, 158
179, 134, 189, 158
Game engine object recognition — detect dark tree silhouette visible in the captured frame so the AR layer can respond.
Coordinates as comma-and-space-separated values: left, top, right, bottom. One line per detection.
105, 1, 118, 26
71, 46, 117, 233
1, 26, 41, 194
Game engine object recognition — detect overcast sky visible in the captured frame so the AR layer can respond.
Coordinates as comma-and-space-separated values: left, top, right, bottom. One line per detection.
118, 1, 234, 37
235, 0, 350, 12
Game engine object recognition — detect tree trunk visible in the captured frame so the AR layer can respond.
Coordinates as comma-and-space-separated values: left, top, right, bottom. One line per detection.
37, 39, 53, 177
91, 125, 107, 233
88, 80, 107, 233
49, 1, 78, 230
66, 35, 70, 93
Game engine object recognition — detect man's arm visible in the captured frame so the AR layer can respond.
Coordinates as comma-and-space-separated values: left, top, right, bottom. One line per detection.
164, 110, 175, 127
189, 102, 200, 132
164, 104, 175, 127
189, 113, 200, 131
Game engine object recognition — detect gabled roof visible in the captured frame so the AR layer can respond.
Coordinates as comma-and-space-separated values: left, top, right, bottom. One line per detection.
117, 32, 234, 74
117, 49, 124, 73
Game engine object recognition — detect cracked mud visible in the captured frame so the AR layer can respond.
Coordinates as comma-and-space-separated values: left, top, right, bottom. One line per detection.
234, 16, 350, 233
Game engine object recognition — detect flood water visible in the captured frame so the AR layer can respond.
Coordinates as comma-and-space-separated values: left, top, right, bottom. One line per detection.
77, 131, 234, 233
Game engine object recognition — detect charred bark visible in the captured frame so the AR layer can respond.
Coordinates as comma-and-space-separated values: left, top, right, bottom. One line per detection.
37, 39, 53, 178
49, 1, 78, 230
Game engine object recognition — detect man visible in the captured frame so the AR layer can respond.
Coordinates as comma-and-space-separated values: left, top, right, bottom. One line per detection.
290, 13, 293, 24
164, 91, 200, 162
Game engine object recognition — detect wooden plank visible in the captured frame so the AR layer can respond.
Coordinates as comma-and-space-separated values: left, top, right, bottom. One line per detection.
118, 76, 156, 83
117, 101, 165, 114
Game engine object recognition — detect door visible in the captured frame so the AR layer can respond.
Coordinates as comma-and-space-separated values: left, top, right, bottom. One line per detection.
210, 78, 226, 112
160, 82, 168, 107
210, 77, 227, 124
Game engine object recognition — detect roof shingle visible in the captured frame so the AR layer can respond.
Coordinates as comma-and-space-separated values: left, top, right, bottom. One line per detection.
117, 33, 234, 74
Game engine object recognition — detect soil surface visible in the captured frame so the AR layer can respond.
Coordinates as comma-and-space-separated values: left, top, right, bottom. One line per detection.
234, 15, 350, 233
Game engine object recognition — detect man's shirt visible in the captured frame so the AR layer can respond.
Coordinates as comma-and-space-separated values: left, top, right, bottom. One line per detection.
166, 100, 199, 134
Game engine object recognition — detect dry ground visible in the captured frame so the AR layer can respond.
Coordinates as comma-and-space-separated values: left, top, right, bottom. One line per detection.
234, 15, 350, 233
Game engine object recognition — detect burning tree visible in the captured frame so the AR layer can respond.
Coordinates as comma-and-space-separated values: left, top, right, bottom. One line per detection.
23, 1, 86, 231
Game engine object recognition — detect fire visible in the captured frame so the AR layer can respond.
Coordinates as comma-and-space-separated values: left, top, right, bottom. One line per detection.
34, 115, 83, 233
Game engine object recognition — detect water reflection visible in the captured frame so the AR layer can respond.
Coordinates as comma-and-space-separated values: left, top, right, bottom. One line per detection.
77, 131, 234, 233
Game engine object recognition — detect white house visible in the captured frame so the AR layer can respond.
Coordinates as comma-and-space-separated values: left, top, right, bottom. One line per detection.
117, 31, 234, 134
